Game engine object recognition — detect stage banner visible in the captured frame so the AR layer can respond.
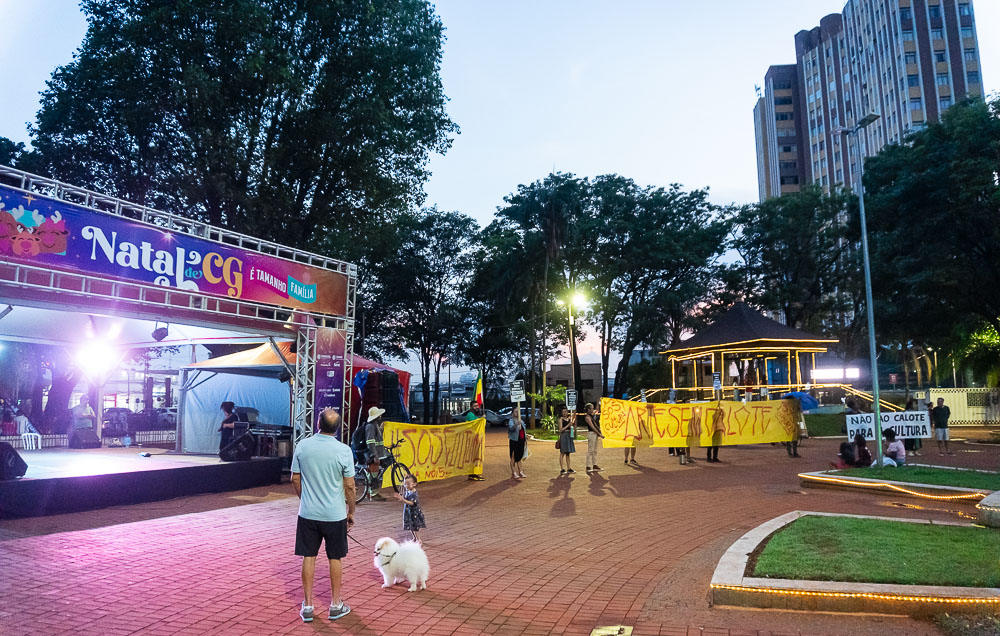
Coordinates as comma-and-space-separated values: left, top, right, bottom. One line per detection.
0, 184, 348, 315
599, 397, 800, 448
314, 327, 347, 430
847, 411, 931, 441
382, 418, 486, 486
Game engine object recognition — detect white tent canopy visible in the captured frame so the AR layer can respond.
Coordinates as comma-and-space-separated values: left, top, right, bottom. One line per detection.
179, 343, 294, 454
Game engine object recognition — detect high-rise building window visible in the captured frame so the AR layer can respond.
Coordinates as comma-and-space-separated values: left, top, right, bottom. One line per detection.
775, 97, 794, 105
936, 73, 949, 86
959, 3, 972, 17
939, 97, 953, 110
779, 161, 798, 169
968, 71, 981, 84
900, 7, 912, 20
776, 112, 794, 121
781, 145, 797, 153
961, 27, 974, 38
964, 48, 977, 61
931, 28, 944, 40
904, 52, 917, 64
902, 29, 915, 41
934, 50, 947, 62
907, 74, 920, 87
780, 176, 799, 185
928, 6, 941, 19
909, 98, 923, 111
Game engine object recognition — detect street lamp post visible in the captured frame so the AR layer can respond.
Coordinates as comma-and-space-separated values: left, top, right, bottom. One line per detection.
557, 292, 587, 395
837, 112, 884, 465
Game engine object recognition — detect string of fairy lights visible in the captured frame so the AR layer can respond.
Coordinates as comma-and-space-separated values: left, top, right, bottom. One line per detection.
799, 472, 988, 502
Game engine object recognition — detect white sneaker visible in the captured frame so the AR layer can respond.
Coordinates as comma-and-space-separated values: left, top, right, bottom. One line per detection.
300, 602, 314, 623
329, 602, 351, 620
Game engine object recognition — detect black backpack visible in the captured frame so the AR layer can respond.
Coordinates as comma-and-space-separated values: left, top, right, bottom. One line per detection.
350, 423, 366, 461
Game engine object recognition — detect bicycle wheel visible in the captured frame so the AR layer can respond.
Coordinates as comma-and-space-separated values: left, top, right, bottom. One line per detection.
390, 462, 411, 494
354, 466, 371, 503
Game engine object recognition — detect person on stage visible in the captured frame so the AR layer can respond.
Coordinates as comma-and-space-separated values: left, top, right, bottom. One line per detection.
218, 401, 238, 451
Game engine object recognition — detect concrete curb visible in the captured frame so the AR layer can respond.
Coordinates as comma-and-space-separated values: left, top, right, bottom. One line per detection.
980, 491, 1000, 528
799, 470, 991, 503
709, 510, 1000, 617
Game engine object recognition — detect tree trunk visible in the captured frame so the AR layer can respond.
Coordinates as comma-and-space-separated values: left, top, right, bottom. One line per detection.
600, 317, 611, 398
432, 356, 442, 424
420, 352, 432, 425
529, 303, 537, 427
540, 254, 549, 421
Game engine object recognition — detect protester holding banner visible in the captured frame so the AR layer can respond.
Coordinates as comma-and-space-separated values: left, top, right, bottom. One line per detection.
507, 410, 527, 479
903, 399, 923, 457
581, 403, 603, 473
466, 404, 487, 481
557, 407, 577, 475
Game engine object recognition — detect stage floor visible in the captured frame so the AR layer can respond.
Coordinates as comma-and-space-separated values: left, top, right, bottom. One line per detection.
2, 447, 283, 518
19, 447, 226, 480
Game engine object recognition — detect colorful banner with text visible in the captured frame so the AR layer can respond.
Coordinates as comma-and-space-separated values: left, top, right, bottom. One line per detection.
599, 397, 800, 447
0, 184, 348, 315
382, 418, 486, 486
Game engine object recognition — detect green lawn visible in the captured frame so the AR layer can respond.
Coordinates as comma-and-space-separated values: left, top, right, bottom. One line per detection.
804, 413, 844, 437
831, 466, 1000, 491
525, 428, 585, 441
753, 515, 1000, 587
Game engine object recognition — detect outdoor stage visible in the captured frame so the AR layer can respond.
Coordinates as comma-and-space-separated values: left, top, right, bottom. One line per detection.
0, 447, 282, 518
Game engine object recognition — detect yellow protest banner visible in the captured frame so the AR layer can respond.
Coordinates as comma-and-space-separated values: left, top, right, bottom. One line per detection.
382, 418, 486, 486
599, 397, 800, 448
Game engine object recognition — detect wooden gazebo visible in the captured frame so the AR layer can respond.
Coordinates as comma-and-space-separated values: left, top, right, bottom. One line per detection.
661, 303, 838, 400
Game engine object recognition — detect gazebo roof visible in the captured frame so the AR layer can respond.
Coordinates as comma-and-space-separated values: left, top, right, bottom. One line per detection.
661, 302, 836, 357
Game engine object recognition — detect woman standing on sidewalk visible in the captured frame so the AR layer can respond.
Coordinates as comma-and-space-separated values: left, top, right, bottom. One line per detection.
557, 407, 576, 475
581, 403, 604, 473
508, 410, 527, 479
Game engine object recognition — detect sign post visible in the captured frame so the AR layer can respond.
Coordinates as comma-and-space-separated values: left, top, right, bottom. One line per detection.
713, 372, 722, 399
566, 389, 578, 411
510, 380, 525, 403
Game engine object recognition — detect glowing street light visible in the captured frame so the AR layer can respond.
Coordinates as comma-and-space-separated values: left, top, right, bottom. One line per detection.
557, 291, 587, 394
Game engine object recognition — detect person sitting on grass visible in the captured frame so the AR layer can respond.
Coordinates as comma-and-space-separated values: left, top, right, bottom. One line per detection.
883, 429, 906, 466
831, 441, 856, 469
852, 433, 873, 467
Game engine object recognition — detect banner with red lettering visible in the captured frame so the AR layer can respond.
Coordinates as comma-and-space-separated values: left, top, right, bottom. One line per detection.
599, 397, 800, 448
382, 418, 486, 485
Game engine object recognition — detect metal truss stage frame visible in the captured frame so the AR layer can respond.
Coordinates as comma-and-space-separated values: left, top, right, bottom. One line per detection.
0, 165, 356, 445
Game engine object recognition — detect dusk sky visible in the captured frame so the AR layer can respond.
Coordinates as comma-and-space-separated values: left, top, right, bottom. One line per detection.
2, 0, 998, 374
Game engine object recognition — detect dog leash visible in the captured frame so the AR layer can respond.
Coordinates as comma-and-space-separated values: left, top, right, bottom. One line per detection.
346, 531, 367, 549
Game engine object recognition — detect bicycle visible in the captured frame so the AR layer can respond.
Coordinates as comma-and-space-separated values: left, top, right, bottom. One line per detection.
355, 440, 411, 503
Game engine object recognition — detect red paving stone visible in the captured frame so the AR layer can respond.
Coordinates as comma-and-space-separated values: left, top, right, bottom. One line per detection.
2, 431, 996, 635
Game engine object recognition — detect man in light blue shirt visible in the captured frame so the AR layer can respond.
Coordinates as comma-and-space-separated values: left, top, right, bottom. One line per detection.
291, 409, 356, 623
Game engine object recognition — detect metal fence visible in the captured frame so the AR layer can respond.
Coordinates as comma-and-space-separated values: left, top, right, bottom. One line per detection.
925, 388, 1000, 425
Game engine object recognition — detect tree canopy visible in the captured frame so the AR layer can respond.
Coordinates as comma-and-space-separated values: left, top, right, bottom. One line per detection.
26, 0, 456, 249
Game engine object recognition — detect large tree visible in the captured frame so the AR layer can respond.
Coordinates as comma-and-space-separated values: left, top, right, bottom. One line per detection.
864, 97, 1000, 345
729, 185, 858, 334
27, 0, 456, 248
374, 208, 478, 424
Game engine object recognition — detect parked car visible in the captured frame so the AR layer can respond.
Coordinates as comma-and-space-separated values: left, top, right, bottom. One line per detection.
455, 408, 507, 427
102, 407, 133, 436
498, 406, 543, 422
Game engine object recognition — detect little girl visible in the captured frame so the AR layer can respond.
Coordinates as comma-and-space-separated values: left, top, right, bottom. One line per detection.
394, 474, 426, 545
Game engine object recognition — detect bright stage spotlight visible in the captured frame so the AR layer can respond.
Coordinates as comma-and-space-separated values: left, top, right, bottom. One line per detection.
76, 341, 121, 379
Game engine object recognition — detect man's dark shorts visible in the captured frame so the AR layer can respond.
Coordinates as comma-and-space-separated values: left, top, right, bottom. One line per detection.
295, 516, 348, 560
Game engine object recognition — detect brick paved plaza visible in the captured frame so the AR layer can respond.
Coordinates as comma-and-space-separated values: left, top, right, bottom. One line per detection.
2, 432, 996, 636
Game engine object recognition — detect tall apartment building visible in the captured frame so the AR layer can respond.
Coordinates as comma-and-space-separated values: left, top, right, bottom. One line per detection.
755, 0, 983, 201
754, 65, 806, 199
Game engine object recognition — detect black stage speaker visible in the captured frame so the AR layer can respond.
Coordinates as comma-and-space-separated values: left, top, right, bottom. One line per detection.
219, 431, 255, 462
0, 442, 28, 480
69, 429, 102, 449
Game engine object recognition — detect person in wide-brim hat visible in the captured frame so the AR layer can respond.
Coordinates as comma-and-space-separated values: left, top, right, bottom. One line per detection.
367, 406, 386, 422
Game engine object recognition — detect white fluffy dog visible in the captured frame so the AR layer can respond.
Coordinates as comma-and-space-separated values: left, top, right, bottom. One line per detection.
373, 537, 429, 592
